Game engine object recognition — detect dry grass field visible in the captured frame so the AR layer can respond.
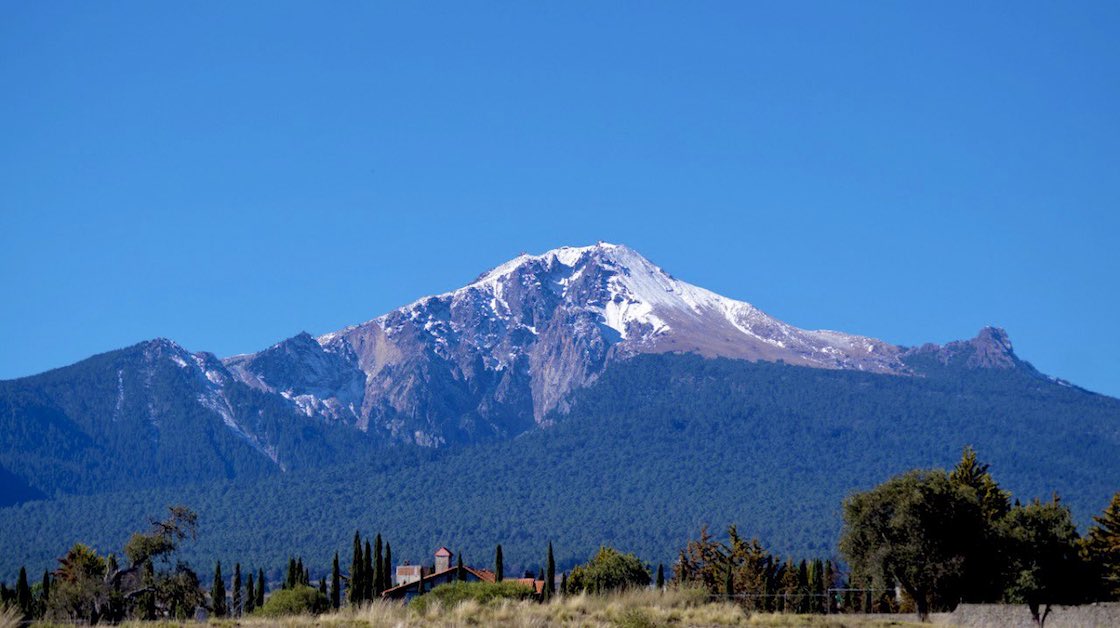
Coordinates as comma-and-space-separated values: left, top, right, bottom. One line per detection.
5, 589, 925, 628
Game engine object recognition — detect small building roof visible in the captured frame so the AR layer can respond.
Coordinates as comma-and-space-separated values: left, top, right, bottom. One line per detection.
434, 547, 453, 557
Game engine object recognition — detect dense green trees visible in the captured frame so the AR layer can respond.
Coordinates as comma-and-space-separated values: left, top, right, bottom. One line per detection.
4, 354, 1120, 580
566, 547, 650, 594
841, 449, 1103, 623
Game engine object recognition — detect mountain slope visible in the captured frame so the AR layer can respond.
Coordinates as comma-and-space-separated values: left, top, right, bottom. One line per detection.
0, 339, 380, 497
1, 353, 1116, 580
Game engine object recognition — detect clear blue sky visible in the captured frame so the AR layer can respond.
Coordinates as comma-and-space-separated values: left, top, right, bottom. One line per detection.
2, 2, 1118, 396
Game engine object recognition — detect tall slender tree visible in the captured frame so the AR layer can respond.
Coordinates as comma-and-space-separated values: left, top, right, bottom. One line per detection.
212, 562, 227, 617
257, 568, 266, 608
350, 531, 364, 605
457, 553, 465, 582
1084, 490, 1120, 598
319, 578, 327, 596
416, 569, 425, 596
373, 534, 384, 595
495, 545, 504, 582
547, 542, 556, 595
245, 572, 256, 614
40, 570, 50, 613
656, 564, 665, 590
331, 552, 341, 609
15, 567, 31, 618
363, 540, 373, 600
384, 543, 393, 589
232, 563, 242, 617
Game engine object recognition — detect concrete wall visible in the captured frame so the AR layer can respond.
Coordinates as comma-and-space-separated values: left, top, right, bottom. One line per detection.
940, 602, 1120, 627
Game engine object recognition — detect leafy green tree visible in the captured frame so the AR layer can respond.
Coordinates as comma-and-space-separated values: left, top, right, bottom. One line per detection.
1083, 490, 1120, 599
211, 561, 226, 617
232, 563, 242, 617
46, 543, 109, 622
254, 585, 328, 617
840, 469, 986, 621
567, 546, 650, 594
949, 446, 1010, 600
495, 545, 504, 582
331, 552, 341, 609
1001, 497, 1085, 626
350, 531, 363, 605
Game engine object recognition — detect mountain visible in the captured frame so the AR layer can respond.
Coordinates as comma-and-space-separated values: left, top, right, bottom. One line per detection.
223, 243, 946, 447
0, 242, 1108, 505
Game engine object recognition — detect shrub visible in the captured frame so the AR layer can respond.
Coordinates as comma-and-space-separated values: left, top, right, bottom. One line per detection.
409, 581, 535, 613
253, 585, 328, 617
568, 546, 651, 594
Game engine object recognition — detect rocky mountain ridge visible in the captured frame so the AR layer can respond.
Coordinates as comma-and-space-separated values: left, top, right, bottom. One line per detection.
223, 242, 1026, 447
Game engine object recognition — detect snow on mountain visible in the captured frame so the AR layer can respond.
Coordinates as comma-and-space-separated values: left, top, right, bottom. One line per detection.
225, 243, 927, 447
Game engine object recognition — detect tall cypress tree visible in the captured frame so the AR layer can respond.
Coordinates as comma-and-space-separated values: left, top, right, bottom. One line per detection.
384, 543, 393, 590
40, 570, 50, 612
350, 531, 364, 605
319, 578, 327, 596
656, 564, 665, 590
212, 562, 227, 617
495, 545, 504, 582
331, 552, 341, 609
363, 540, 373, 600
15, 567, 31, 618
416, 569, 424, 596
232, 563, 242, 617
256, 568, 266, 608
457, 553, 464, 582
297, 557, 306, 586
546, 542, 555, 595
245, 572, 256, 615
373, 534, 384, 595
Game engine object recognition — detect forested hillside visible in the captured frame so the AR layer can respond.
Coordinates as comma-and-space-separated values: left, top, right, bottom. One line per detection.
1, 354, 1117, 580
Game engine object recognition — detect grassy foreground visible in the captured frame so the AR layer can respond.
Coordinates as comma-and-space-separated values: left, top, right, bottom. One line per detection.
9, 589, 925, 628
